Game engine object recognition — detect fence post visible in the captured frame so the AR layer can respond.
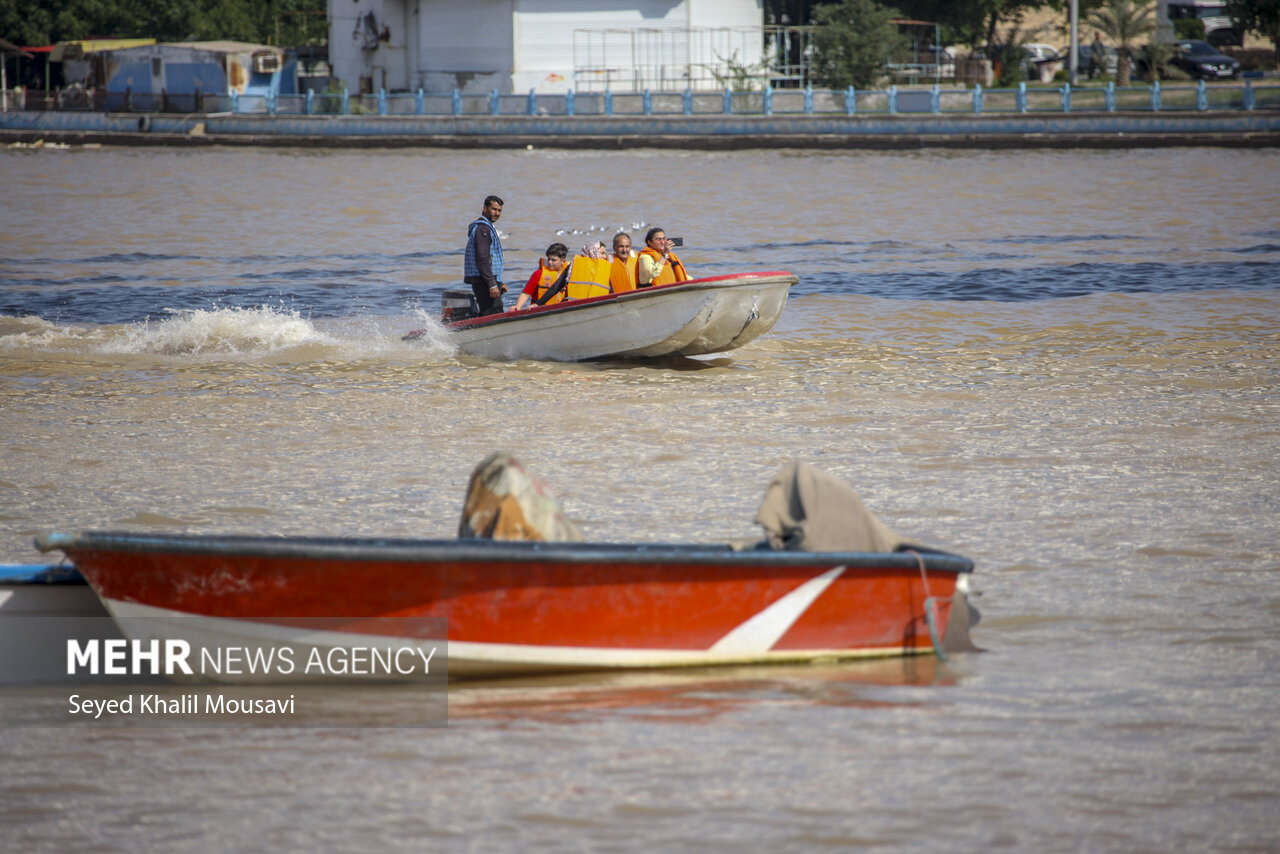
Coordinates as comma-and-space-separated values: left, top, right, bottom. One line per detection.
888, 85, 898, 115
804, 86, 813, 114
416, 88, 424, 115
230, 90, 238, 114
566, 89, 575, 116
268, 91, 277, 115
341, 88, 349, 115
682, 88, 692, 115
973, 83, 983, 114
305, 89, 314, 115
452, 88, 461, 115
1017, 81, 1027, 113
644, 88, 652, 116
1060, 82, 1071, 113
1196, 79, 1207, 111
763, 85, 773, 115
378, 88, 387, 115
528, 88, 536, 115
1105, 80, 1116, 112
723, 87, 732, 114
930, 84, 940, 114
1151, 79, 1161, 111
490, 89, 500, 115
846, 85, 856, 115
1244, 78, 1255, 111
604, 88, 613, 116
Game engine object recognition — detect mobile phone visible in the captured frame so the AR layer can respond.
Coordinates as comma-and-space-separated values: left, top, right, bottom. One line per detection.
668, 237, 683, 247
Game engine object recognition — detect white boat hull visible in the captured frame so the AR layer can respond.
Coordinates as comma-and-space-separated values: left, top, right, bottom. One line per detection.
450, 272, 796, 361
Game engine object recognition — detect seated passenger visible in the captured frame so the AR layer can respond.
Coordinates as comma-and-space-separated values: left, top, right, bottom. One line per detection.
609, 232, 637, 293
513, 242, 569, 311
636, 227, 689, 287
562, 242, 613, 300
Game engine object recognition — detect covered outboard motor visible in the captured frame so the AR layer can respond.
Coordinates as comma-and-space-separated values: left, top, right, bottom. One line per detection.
441, 288, 479, 323
755, 461, 906, 553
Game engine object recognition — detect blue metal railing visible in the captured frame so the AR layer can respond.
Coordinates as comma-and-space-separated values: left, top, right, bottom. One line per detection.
39, 79, 1274, 118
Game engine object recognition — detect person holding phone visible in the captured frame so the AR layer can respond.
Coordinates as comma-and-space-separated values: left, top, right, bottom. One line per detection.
636, 227, 689, 287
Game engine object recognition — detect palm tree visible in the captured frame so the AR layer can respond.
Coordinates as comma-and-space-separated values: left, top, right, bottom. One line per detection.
1140, 39, 1177, 82
1088, 0, 1156, 86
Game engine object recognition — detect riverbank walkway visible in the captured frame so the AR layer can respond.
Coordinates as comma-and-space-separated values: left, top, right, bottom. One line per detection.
4, 79, 1278, 149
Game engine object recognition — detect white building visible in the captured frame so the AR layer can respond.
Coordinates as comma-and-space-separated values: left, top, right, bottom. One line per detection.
327, 0, 767, 95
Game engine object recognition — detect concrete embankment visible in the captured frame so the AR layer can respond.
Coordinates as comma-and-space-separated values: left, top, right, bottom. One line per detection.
2, 109, 1278, 149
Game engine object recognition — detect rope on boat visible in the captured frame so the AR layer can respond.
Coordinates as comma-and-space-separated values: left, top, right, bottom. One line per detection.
906, 549, 949, 662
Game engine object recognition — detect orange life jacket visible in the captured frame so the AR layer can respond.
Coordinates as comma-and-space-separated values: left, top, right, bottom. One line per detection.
637, 247, 688, 287
564, 256, 613, 300
610, 253, 637, 293
533, 259, 564, 305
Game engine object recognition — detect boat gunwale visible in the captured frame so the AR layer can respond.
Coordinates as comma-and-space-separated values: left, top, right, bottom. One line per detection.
445, 270, 799, 332
36, 531, 973, 574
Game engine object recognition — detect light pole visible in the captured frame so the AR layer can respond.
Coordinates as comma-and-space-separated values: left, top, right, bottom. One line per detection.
1069, 0, 1079, 84
1156, 0, 1174, 42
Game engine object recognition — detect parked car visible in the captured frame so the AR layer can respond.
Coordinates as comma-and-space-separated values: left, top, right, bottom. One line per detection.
1023, 44, 1063, 82
980, 42, 1062, 83
1170, 39, 1241, 79
1023, 43, 1061, 63
1059, 43, 1119, 78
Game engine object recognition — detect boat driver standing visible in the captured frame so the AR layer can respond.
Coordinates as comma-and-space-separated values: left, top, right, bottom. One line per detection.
465, 195, 507, 315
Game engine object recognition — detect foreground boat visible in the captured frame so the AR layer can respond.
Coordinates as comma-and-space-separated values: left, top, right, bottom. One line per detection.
442, 271, 797, 361
35, 532, 974, 680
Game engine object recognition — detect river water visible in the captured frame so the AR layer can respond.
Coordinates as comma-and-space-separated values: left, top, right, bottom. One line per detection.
2, 145, 1278, 851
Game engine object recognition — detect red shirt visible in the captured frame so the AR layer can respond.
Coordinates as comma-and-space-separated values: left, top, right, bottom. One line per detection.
522, 267, 544, 297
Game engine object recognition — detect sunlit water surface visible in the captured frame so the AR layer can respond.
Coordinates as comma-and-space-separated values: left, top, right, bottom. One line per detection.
1, 146, 1278, 852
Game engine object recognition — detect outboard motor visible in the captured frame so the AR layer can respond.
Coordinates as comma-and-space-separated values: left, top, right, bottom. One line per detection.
441, 288, 479, 323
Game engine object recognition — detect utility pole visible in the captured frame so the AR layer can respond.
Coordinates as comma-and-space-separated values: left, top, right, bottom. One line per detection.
1069, 0, 1079, 84
1156, 0, 1174, 42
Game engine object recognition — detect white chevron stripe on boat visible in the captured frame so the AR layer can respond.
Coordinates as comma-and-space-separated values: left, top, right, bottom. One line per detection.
709, 565, 846, 655
99, 590, 930, 678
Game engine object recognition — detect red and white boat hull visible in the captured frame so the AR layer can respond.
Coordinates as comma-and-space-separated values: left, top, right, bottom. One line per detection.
38, 533, 974, 680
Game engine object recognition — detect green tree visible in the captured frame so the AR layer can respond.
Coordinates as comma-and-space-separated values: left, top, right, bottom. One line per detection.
0, 0, 324, 47
894, 0, 1061, 51
991, 21, 1029, 86
1140, 36, 1178, 80
811, 0, 908, 89
1087, 0, 1155, 84
1225, 0, 1280, 63
704, 50, 772, 91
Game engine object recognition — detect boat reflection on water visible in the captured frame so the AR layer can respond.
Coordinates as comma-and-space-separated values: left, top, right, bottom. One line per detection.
448, 656, 957, 724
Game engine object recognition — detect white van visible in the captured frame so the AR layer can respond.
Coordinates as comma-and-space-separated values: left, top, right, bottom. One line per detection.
1166, 1, 1242, 47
